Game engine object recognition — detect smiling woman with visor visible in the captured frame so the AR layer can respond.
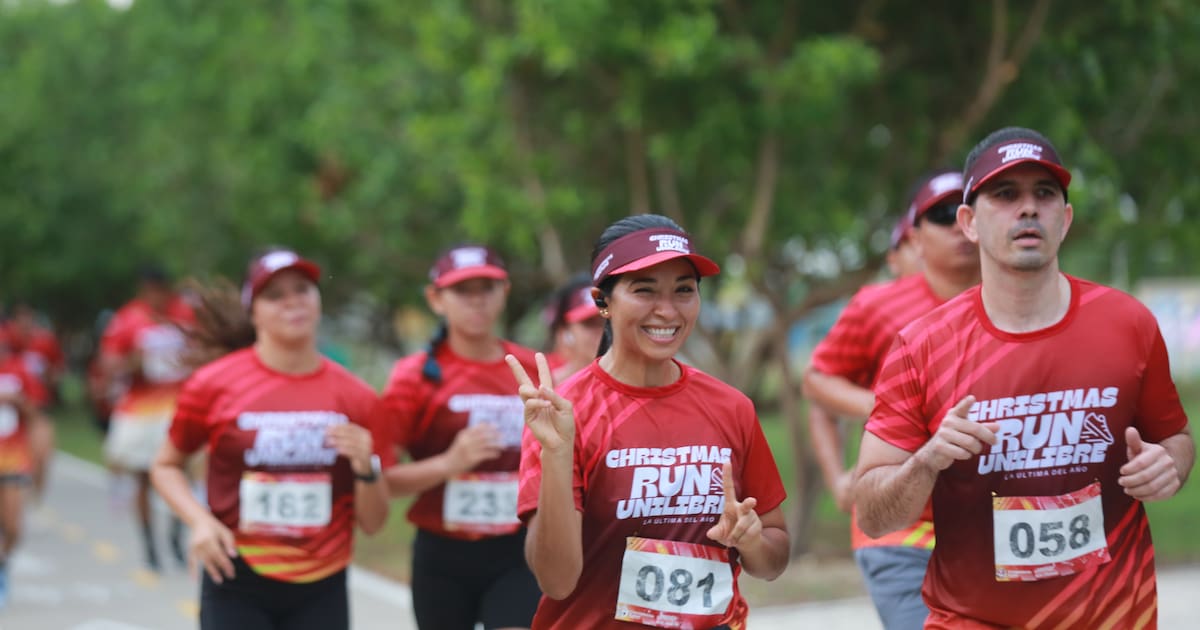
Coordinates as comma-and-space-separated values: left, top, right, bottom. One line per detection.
509, 214, 790, 629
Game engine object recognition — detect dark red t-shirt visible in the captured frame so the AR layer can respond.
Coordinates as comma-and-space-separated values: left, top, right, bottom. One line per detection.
0, 356, 47, 475
810, 273, 947, 549
169, 348, 389, 583
381, 341, 537, 540
6, 324, 65, 386
101, 297, 195, 416
868, 275, 1188, 628
518, 362, 787, 630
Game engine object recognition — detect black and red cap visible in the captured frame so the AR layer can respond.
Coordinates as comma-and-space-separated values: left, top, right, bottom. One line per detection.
241, 249, 322, 308
910, 171, 964, 220
429, 245, 508, 288
889, 212, 914, 250
592, 228, 719, 286
963, 138, 1071, 203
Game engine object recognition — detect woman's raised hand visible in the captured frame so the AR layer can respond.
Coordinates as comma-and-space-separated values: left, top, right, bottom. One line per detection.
506, 352, 575, 454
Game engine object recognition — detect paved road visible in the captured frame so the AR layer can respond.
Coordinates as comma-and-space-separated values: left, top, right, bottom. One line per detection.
4, 453, 416, 630
7, 453, 1199, 629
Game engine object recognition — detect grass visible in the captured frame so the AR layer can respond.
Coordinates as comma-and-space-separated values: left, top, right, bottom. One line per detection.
50, 373, 1200, 602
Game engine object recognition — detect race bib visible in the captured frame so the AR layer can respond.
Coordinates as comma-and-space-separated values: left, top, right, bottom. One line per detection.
443, 472, 520, 534
993, 481, 1110, 582
22, 352, 47, 377
0, 405, 17, 438
0, 375, 22, 438
239, 472, 332, 538
139, 325, 188, 384
616, 537, 735, 628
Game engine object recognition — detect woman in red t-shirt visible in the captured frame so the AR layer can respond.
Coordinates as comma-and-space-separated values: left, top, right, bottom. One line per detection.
380, 244, 541, 630
509, 214, 791, 630
150, 249, 389, 630
0, 336, 48, 608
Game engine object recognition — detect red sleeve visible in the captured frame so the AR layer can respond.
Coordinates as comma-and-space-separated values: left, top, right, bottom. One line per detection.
35, 332, 65, 370
1134, 324, 1189, 442
738, 402, 787, 515
809, 290, 879, 387
20, 371, 48, 408
866, 335, 932, 452
100, 310, 136, 357
517, 423, 585, 524
365, 397, 398, 468
169, 375, 212, 454
379, 356, 429, 449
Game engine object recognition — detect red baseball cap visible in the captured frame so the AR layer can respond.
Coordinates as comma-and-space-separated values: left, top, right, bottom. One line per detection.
241, 249, 322, 307
910, 171, 964, 220
963, 138, 1071, 203
562, 286, 601, 323
592, 228, 720, 285
429, 245, 508, 288
889, 212, 913, 250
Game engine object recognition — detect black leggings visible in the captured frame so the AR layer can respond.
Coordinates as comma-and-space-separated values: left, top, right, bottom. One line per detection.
200, 557, 348, 630
411, 529, 541, 630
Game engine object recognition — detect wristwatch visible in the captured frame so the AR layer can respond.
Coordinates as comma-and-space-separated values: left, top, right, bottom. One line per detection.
355, 454, 382, 483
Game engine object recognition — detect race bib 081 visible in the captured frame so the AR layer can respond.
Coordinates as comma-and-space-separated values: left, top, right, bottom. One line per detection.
443, 472, 520, 535
615, 537, 735, 629
993, 481, 1110, 582
239, 472, 332, 538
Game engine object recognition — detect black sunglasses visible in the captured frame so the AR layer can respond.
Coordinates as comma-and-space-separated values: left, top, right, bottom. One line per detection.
918, 202, 959, 226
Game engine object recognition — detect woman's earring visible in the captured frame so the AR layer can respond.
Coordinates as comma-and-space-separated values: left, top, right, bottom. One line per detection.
600, 308, 609, 318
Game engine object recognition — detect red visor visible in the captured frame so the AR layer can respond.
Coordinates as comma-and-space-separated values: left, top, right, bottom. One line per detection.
563, 286, 601, 323
591, 228, 720, 285
429, 246, 508, 288
964, 139, 1071, 203
242, 250, 322, 307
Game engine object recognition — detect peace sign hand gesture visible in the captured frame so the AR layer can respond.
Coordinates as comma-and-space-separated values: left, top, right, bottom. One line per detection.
706, 462, 762, 550
506, 352, 575, 454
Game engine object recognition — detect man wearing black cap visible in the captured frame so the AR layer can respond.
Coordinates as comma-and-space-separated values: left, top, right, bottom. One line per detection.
854, 127, 1194, 628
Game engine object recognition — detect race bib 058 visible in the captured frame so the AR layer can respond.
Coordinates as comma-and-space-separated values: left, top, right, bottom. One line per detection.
993, 481, 1110, 582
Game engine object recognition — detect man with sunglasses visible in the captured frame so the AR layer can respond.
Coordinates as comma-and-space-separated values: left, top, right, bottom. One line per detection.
802, 169, 980, 630
855, 127, 1192, 628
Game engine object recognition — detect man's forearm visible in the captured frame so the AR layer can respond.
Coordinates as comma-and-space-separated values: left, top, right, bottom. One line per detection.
855, 454, 938, 538
802, 370, 874, 420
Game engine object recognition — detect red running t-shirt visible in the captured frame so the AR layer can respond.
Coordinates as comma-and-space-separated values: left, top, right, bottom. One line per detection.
810, 273, 946, 549
518, 361, 787, 630
169, 348, 390, 583
868, 275, 1188, 629
381, 341, 537, 540
6, 324, 65, 386
0, 356, 47, 476
101, 297, 195, 417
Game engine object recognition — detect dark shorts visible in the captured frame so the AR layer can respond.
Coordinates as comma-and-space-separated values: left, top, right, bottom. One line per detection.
200, 557, 348, 630
411, 528, 541, 630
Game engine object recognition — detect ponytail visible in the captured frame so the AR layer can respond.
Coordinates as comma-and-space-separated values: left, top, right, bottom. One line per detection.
182, 278, 256, 368
421, 320, 449, 383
